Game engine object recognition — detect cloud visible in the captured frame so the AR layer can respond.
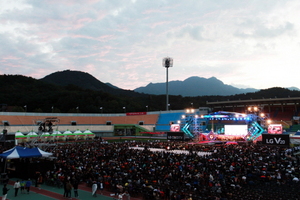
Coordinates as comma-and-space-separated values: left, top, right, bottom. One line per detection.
1, 0, 300, 91
235, 22, 294, 38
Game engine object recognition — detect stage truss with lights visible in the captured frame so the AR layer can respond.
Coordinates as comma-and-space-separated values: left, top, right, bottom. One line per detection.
27, 117, 60, 146
178, 110, 267, 142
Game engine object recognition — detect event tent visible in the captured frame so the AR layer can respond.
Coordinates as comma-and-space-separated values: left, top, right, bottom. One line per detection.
15, 131, 28, 144
83, 129, 95, 139
73, 129, 84, 139
0, 146, 53, 159
15, 131, 26, 140
52, 130, 64, 141
40, 132, 50, 141
27, 131, 38, 140
63, 130, 74, 139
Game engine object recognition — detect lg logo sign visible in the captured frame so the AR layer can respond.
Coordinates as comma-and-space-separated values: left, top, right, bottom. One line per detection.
266, 137, 285, 145
262, 134, 289, 146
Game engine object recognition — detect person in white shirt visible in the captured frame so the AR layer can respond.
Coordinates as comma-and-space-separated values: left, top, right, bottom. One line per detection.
99, 181, 104, 195
92, 181, 97, 197
13, 180, 21, 197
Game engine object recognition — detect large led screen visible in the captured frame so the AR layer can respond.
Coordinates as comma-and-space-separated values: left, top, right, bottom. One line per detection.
224, 125, 248, 136
170, 124, 180, 132
268, 124, 283, 134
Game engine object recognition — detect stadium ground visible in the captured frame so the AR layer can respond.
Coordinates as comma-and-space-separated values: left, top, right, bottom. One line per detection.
5, 179, 142, 200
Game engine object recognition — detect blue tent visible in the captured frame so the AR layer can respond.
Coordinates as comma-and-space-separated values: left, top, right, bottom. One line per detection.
0, 146, 52, 159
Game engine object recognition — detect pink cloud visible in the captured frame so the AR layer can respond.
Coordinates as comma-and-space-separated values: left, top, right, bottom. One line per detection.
84, 64, 96, 72
150, 21, 168, 29
116, 52, 134, 57
70, 34, 115, 42
0, 62, 22, 68
142, 9, 167, 15
45, 0, 99, 6
2, 55, 21, 60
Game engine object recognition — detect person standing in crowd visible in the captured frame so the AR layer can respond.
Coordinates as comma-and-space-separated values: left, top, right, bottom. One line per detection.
2, 184, 9, 200
117, 193, 123, 200
72, 179, 79, 198
2, 174, 9, 186
65, 181, 73, 199
25, 179, 32, 194
13, 180, 20, 197
35, 171, 40, 187
37, 174, 43, 190
92, 181, 97, 197
63, 179, 67, 198
123, 191, 130, 200
20, 180, 25, 194
99, 181, 104, 195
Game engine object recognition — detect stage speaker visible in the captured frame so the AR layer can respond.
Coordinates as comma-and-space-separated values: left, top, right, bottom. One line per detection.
138, 121, 144, 125
71, 121, 77, 125
106, 121, 112, 125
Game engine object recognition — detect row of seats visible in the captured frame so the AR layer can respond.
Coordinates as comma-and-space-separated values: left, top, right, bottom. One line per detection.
0, 114, 160, 126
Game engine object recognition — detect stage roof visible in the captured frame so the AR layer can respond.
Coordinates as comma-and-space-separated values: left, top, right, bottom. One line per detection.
206, 97, 300, 107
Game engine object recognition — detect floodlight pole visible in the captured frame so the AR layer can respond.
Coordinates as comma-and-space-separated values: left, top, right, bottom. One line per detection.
163, 57, 173, 111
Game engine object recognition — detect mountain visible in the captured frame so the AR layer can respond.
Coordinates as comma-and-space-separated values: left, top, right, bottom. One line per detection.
0, 73, 150, 113
40, 70, 143, 97
134, 76, 258, 97
105, 82, 120, 89
2, 72, 300, 113
288, 87, 300, 91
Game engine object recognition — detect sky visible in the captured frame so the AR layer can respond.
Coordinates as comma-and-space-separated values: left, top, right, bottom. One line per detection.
1, 0, 300, 90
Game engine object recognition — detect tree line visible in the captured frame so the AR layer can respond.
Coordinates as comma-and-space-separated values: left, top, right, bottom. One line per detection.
1, 75, 300, 113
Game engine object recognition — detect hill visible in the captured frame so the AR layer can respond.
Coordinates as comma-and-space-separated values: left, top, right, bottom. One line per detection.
40, 70, 143, 97
0, 74, 151, 113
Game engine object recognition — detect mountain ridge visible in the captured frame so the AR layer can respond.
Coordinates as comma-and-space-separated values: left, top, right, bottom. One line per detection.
134, 76, 259, 96
2, 70, 300, 113
40, 70, 300, 97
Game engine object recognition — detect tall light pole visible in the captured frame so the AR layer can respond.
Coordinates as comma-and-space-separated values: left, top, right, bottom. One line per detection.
163, 57, 173, 111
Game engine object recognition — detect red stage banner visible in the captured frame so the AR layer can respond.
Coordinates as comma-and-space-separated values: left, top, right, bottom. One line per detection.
140, 132, 165, 134
126, 112, 147, 116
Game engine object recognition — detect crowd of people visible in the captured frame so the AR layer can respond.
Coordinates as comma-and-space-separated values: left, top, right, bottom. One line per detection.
3, 138, 300, 200
24, 139, 298, 200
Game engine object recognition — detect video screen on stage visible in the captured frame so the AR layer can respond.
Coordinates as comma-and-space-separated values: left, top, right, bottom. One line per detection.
170, 124, 180, 132
268, 124, 283, 134
224, 125, 248, 136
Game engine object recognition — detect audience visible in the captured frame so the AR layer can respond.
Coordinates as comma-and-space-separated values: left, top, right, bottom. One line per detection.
15, 139, 300, 199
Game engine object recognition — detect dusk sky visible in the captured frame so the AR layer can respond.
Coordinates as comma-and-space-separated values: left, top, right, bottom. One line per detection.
1, 0, 300, 90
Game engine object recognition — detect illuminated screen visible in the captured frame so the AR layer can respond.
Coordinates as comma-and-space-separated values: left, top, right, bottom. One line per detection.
268, 124, 282, 134
170, 124, 180, 132
224, 125, 248, 136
